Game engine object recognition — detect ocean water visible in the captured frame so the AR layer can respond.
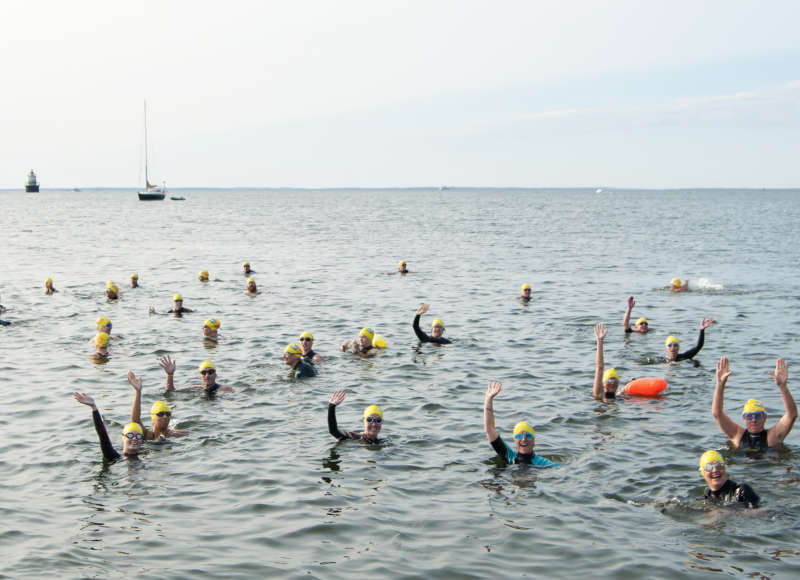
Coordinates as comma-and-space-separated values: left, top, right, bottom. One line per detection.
0, 187, 799, 579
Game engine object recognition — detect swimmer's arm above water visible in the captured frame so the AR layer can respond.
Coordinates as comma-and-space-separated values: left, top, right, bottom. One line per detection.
593, 323, 607, 401
484, 381, 502, 442
676, 318, 712, 361
768, 358, 797, 446
160, 355, 176, 392
74, 392, 121, 461
328, 390, 349, 440
711, 357, 745, 447
622, 297, 634, 333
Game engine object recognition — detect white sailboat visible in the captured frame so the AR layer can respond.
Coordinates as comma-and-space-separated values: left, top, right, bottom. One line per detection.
137, 101, 166, 200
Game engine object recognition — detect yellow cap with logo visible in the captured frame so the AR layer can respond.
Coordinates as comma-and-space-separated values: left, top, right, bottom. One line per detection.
602, 368, 619, 383
742, 399, 766, 414
513, 421, 535, 437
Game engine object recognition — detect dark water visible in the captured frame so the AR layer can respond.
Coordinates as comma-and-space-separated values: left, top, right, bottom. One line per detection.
1, 188, 799, 578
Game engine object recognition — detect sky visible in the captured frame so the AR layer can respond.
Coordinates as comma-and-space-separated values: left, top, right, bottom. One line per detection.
2, 0, 799, 188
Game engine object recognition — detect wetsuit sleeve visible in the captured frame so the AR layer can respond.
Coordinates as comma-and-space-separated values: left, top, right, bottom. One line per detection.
490, 435, 512, 462
328, 404, 348, 440
736, 483, 760, 508
532, 455, 559, 468
92, 409, 121, 461
676, 329, 705, 361
624, 327, 633, 334
413, 315, 431, 342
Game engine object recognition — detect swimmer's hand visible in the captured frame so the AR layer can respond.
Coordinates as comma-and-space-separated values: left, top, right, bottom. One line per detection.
416, 303, 430, 316
716, 357, 732, 386
627, 296, 635, 309
159, 355, 176, 375
127, 371, 143, 392
594, 322, 607, 342
329, 390, 346, 406
700, 317, 714, 330
74, 392, 96, 409
485, 381, 502, 401
770, 358, 788, 387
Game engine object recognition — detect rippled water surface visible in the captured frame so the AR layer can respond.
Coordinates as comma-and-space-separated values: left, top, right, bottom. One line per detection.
1, 188, 799, 578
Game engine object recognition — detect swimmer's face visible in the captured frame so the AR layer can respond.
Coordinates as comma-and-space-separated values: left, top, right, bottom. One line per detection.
247, 281, 257, 292
514, 431, 534, 454
364, 414, 382, 438
603, 378, 619, 393
702, 461, 727, 491
199, 274, 208, 281
101, 323, 112, 334
174, 299, 183, 308
299, 337, 313, 354
243, 264, 251, 273
202, 325, 217, 338
283, 351, 300, 367
96, 345, 108, 356
199, 367, 216, 387
359, 334, 372, 349
431, 324, 444, 338
106, 289, 117, 299
122, 431, 142, 454
522, 287, 531, 299
634, 322, 648, 333
665, 342, 679, 359
742, 411, 767, 433
130, 277, 138, 287
153, 411, 171, 430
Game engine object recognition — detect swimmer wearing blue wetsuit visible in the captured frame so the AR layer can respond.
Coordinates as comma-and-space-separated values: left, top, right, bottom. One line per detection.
483, 381, 557, 467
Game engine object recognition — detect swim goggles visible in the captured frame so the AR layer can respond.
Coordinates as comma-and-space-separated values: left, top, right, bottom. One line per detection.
365, 417, 382, 424
701, 461, 725, 472
155, 411, 171, 417
666, 343, 679, 348
124, 432, 143, 440
742, 412, 766, 421
200, 369, 215, 375
513, 432, 534, 440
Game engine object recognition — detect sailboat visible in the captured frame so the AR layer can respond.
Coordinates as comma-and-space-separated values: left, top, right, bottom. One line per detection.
137, 101, 166, 200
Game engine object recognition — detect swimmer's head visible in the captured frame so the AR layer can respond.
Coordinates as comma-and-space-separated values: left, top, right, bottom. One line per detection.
602, 368, 619, 390
521, 283, 532, 298
131, 273, 138, 280
198, 360, 216, 372
45, 277, 52, 286
94, 332, 109, 348
95, 316, 111, 331
173, 293, 183, 303
359, 327, 374, 348
283, 343, 302, 367
512, 421, 535, 453
670, 277, 682, 288
699, 450, 727, 489
205, 318, 221, 331
398, 260, 407, 270
634, 317, 649, 332
665, 336, 680, 349
121, 422, 143, 453
363, 404, 383, 438
243, 261, 252, 273
742, 400, 767, 432
299, 331, 314, 353
150, 400, 171, 425
431, 318, 445, 338
106, 280, 115, 288
246, 277, 257, 292
130, 273, 139, 286
199, 270, 209, 281
106, 285, 119, 298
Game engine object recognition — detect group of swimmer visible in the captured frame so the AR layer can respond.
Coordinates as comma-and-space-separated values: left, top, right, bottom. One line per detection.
5, 260, 794, 509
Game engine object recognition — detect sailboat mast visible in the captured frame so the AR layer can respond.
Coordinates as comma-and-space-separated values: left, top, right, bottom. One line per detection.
143, 100, 149, 185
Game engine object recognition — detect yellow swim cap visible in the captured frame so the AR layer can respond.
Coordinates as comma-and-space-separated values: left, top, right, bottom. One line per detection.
247, 277, 255, 284
363, 404, 382, 419
513, 421, 535, 437
150, 400, 170, 422
122, 422, 143, 438
199, 270, 209, 278
95, 316, 110, 330
243, 261, 250, 267
284, 343, 302, 356
131, 273, 138, 279
106, 280, 115, 288
94, 332, 109, 347
173, 293, 183, 301
45, 277, 52, 284
373, 334, 387, 348
665, 336, 680, 348
521, 283, 531, 291
432, 318, 445, 329
205, 318, 221, 330
602, 368, 619, 383
742, 399, 766, 414
635, 317, 648, 326
698, 450, 725, 473
670, 277, 682, 288
198, 360, 216, 372
109, 285, 119, 294
299, 331, 314, 342
360, 327, 374, 340
398, 260, 406, 267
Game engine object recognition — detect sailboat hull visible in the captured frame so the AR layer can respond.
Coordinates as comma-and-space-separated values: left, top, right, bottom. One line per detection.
137, 191, 165, 200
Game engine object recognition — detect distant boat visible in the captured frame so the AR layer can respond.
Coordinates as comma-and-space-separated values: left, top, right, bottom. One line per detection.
595, 188, 603, 194
439, 185, 450, 192
25, 170, 39, 192
72, 187, 81, 192
170, 196, 185, 201
137, 101, 166, 201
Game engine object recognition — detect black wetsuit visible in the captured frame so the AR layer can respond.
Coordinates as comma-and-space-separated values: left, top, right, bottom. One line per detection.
704, 479, 759, 508
673, 329, 705, 361
328, 404, 378, 442
490, 436, 557, 466
92, 409, 122, 461
738, 428, 769, 451
168, 307, 193, 313
0, 319, 11, 326
204, 383, 220, 396
293, 359, 317, 378
413, 315, 452, 344
302, 349, 318, 362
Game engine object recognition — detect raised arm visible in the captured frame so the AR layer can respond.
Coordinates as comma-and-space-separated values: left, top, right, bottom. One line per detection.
622, 297, 634, 331
711, 357, 744, 445
159, 355, 176, 392
677, 317, 712, 360
484, 381, 502, 442
74, 392, 121, 460
768, 358, 797, 445
593, 323, 607, 401
328, 390, 348, 440
128, 371, 144, 426
413, 303, 431, 342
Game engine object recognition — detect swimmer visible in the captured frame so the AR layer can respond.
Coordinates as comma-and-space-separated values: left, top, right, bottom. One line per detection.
243, 261, 255, 275
698, 450, 759, 508
622, 296, 649, 333
386, 260, 413, 275
413, 303, 451, 344
74, 391, 142, 460
44, 277, 57, 294
93, 332, 110, 360
283, 343, 317, 378
149, 293, 194, 316
130, 273, 139, 288
246, 277, 260, 294
160, 355, 232, 395
299, 331, 324, 363
711, 357, 797, 450
670, 277, 689, 292
341, 327, 378, 357
593, 323, 621, 401
96, 316, 112, 336
199, 270, 209, 282
105, 281, 120, 300
483, 381, 558, 466
203, 317, 221, 341
327, 390, 383, 442
520, 283, 532, 303
127, 370, 185, 439
664, 317, 713, 361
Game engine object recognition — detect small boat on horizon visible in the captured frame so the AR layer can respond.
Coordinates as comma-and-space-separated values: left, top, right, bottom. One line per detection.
25, 170, 39, 192
170, 196, 185, 201
137, 101, 166, 201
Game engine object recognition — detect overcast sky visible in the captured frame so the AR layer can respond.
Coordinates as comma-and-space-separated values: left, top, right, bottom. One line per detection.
2, 0, 799, 188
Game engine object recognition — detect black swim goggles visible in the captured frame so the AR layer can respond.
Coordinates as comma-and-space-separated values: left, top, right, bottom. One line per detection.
365, 417, 382, 424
